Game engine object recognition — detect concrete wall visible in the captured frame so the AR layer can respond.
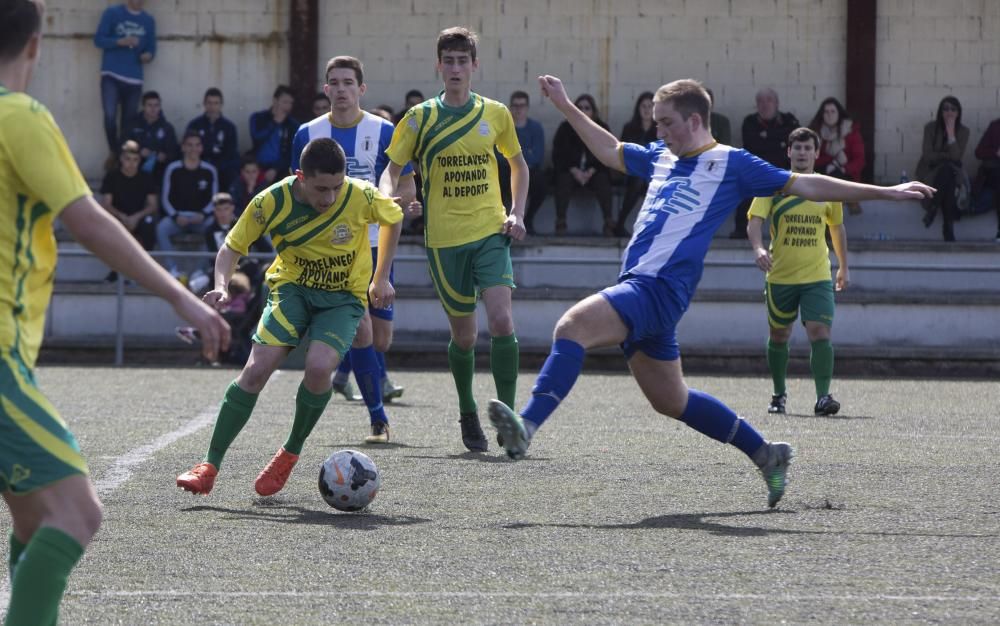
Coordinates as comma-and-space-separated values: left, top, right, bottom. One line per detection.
33, 0, 999, 183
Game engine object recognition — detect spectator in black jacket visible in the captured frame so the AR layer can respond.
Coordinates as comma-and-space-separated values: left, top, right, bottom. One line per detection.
614, 91, 656, 236
187, 87, 239, 190
99, 139, 158, 281
125, 90, 178, 184
249, 85, 298, 184
156, 130, 218, 277
552, 93, 615, 236
732, 87, 799, 238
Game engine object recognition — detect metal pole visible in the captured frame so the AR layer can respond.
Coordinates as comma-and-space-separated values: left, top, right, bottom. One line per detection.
115, 272, 125, 366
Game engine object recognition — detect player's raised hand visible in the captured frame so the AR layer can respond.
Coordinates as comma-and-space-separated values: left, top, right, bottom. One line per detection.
369, 279, 395, 310
202, 288, 231, 311
538, 75, 571, 111
173, 295, 230, 362
886, 181, 935, 200
502, 212, 526, 241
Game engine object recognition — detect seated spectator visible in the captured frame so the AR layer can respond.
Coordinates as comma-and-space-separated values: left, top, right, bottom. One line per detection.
809, 96, 865, 214
393, 89, 425, 124
973, 116, 1000, 242
614, 91, 655, 236
99, 139, 158, 281
733, 87, 799, 238
497, 90, 546, 235
186, 87, 239, 190
249, 85, 298, 184
552, 93, 615, 236
312, 92, 331, 119
706, 88, 732, 146
915, 96, 969, 241
156, 130, 218, 278
370, 106, 394, 122
125, 90, 177, 184
228, 153, 265, 216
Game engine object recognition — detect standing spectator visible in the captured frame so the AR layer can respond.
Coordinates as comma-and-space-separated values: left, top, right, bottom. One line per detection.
915, 96, 969, 242
497, 90, 546, 235
249, 85, 298, 184
809, 97, 865, 214
156, 131, 218, 278
228, 154, 265, 217
99, 139, 158, 281
706, 88, 732, 146
733, 87, 799, 238
393, 89, 425, 124
552, 93, 615, 236
187, 87, 239, 190
93, 0, 156, 165
973, 116, 1000, 242
312, 92, 331, 119
614, 91, 656, 236
125, 90, 177, 185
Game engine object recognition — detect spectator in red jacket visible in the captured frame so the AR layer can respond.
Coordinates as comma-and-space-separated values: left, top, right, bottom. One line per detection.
809, 97, 865, 214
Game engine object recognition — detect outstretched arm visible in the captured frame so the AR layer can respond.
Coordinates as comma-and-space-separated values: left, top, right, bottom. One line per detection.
787, 174, 934, 203
538, 75, 625, 173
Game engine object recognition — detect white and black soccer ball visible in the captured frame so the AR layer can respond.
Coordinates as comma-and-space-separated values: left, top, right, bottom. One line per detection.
318, 450, 380, 512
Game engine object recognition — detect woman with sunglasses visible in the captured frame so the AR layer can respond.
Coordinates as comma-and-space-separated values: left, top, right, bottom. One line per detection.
915, 96, 970, 241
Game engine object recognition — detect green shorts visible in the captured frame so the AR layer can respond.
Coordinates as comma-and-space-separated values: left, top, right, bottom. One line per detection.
426, 233, 516, 317
0, 350, 88, 494
765, 280, 835, 328
254, 282, 365, 357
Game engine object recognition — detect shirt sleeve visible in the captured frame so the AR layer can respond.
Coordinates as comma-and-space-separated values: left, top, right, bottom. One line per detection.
621, 141, 658, 180
734, 150, 793, 199
363, 183, 404, 227
378, 121, 413, 177
225, 189, 271, 255
827, 202, 844, 226
7, 103, 92, 216
748, 196, 773, 220
385, 109, 419, 167
494, 105, 522, 159
290, 125, 308, 172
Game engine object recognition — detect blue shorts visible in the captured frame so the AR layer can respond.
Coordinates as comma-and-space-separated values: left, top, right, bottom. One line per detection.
369, 247, 394, 322
599, 275, 690, 361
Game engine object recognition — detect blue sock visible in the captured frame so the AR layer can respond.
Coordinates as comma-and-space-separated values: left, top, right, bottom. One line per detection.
375, 350, 388, 381
333, 351, 352, 384
679, 389, 765, 460
520, 338, 586, 433
351, 345, 387, 424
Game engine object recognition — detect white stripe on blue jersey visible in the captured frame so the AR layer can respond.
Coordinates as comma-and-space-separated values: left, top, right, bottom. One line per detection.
292, 111, 411, 245
621, 141, 792, 302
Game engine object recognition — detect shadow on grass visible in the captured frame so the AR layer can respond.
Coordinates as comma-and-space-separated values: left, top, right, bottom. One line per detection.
181, 503, 430, 529
404, 452, 551, 464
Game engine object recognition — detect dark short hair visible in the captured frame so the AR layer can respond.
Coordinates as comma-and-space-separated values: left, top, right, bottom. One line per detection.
787, 127, 820, 150
299, 138, 346, 177
405, 89, 424, 101
0, 0, 41, 62
272, 85, 294, 100
203, 87, 223, 102
142, 90, 161, 104
313, 91, 330, 104
239, 153, 258, 169
181, 130, 202, 144
510, 90, 529, 105
437, 26, 478, 61
325, 55, 364, 84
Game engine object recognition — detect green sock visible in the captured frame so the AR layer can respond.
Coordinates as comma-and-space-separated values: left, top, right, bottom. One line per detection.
448, 340, 477, 414
490, 333, 519, 409
767, 339, 789, 395
8, 531, 26, 578
810, 338, 834, 397
283, 382, 332, 455
4, 527, 83, 626
206, 381, 259, 469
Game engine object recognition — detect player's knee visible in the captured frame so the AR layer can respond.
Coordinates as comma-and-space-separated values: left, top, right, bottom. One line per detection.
47, 494, 103, 544
373, 334, 392, 353
451, 330, 476, 351
302, 367, 334, 394
552, 313, 583, 342
487, 312, 513, 337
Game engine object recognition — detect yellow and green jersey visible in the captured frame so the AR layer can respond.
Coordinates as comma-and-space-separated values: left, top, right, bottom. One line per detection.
227, 175, 402, 302
0, 88, 92, 369
748, 193, 843, 284
386, 91, 521, 248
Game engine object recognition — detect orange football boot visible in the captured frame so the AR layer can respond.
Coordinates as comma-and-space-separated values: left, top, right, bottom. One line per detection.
254, 448, 299, 496
176, 462, 219, 495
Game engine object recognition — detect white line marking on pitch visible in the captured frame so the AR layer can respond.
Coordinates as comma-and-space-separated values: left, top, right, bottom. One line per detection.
65, 590, 997, 603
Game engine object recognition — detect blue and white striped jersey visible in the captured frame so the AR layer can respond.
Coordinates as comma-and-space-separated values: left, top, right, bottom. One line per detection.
620, 141, 793, 303
292, 111, 413, 245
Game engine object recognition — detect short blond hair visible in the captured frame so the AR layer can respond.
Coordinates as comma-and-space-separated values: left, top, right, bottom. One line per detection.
654, 79, 711, 129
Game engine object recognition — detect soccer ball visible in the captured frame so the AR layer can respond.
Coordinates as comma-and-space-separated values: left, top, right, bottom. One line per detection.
318, 450, 380, 512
